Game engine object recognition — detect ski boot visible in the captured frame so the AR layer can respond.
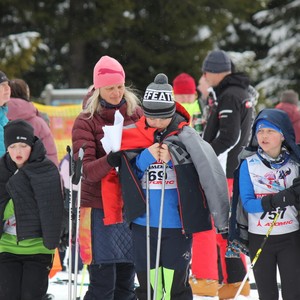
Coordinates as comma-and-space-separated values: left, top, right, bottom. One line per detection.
218, 281, 250, 300
189, 275, 219, 298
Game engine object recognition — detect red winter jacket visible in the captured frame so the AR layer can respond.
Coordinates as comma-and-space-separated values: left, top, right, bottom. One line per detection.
100, 102, 189, 225
7, 97, 59, 166
275, 102, 300, 143
72, 101, 143, 212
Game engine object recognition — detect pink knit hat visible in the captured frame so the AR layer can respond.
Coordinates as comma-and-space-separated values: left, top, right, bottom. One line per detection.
93, 56, 125, 89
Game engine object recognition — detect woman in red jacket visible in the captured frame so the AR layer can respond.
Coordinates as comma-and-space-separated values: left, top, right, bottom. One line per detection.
72, 55, 142, 300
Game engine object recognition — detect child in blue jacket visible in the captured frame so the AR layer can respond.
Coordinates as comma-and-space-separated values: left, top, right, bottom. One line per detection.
238, 109, 300, 300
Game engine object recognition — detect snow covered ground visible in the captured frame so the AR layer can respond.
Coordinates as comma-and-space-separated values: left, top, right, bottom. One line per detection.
47, 259, 283, 300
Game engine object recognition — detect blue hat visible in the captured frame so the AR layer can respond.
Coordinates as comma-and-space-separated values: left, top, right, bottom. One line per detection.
256, 119, 282, 135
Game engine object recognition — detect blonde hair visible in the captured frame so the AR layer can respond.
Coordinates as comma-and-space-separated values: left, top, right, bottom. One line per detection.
83, 86, 141, 119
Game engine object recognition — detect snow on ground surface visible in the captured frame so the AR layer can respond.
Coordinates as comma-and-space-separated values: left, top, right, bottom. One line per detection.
48, 257, 283, 300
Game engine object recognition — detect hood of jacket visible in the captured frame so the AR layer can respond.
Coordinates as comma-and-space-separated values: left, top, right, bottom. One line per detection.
247, 108, 300, 163
125, 101, 191, 146
148, 102, 190, 142
7, 98, 38, 121
28, 138, 47, 163
215, 72, 250, 96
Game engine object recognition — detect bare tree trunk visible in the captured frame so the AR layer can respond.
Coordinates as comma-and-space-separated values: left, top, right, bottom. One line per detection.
68, 38, 86, 87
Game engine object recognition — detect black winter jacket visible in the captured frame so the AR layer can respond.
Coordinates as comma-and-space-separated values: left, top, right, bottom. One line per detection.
203, 73, 253, 178
0, 138, 63, 249
119, 109, 229, 234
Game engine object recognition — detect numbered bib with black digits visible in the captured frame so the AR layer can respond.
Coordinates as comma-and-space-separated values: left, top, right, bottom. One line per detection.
141, 163, 177, 190
246, 154, 299, 235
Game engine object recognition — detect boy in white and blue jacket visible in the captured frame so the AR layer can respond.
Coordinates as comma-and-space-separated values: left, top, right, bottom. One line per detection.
232, 108, 300, 300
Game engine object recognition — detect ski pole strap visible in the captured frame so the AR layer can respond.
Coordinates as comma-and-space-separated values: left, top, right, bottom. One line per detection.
66, 145, 74, 177
72, 147, 85, 185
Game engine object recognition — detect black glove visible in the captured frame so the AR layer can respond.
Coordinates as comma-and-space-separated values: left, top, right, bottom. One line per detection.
261, 177, 300, 212
58, 209, 69, 252
107, 151, 122, 168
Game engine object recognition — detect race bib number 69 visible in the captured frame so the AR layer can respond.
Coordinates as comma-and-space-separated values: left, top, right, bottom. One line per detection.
141, 163, 177, 190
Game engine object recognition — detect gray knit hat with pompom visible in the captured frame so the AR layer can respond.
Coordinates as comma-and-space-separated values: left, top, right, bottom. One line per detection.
142, 73, 176, 118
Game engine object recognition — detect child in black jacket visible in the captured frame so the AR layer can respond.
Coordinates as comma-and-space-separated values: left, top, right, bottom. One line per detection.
0, 119, 63, 299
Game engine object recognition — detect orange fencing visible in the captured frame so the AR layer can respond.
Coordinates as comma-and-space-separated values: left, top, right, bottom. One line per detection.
33, 103, 82, 161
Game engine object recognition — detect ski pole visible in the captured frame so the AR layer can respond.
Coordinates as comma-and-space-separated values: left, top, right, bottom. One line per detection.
66, 145, 74, 300
72, 147, 85, 300
79, 264, 88, 300
153, 163, 167, 300
233, 211, 280, 300
145, 168, 151, 300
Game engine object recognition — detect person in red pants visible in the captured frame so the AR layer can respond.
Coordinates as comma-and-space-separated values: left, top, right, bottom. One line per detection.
197, 49, 254, 299
172, 73, 220, 298
190, 230, 219, 298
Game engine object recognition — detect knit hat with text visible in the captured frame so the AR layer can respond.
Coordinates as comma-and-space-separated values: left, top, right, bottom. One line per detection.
93, 55, 125, 89
173, 73, 196, 95
142, 73, 176, 118
4, 119, 35, 149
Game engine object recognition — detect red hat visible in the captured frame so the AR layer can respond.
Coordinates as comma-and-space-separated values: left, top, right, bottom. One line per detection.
173, 73, 196, 95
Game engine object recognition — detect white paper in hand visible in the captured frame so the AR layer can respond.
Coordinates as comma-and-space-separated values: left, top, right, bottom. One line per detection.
101, 110, 124, 154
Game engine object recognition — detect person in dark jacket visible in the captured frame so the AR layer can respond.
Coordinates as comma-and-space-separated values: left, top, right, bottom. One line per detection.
111, 73, 229, 300
275, 89, 300, 144
72, 55, 142, 300
201, 50, 254, 299
0, 119, 63, 299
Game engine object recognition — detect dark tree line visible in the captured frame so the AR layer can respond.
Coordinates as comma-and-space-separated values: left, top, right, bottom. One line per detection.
1, 0, 299, 103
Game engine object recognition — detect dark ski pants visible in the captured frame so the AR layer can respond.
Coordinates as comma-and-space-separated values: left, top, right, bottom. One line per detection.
249, 230, 300, 300
132, 224, 193, 300
218, 178, 247, 284
0, 252, 52, 300
83, 262, 136, 300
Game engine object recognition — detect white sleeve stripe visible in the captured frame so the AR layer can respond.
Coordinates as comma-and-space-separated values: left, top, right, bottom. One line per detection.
219, 109, 233, 114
